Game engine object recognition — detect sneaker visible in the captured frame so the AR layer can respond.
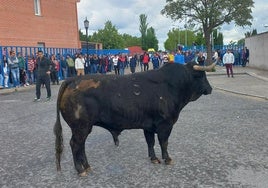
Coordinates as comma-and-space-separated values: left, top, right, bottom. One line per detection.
34, 98, 41, 102
46, 97, 51, 102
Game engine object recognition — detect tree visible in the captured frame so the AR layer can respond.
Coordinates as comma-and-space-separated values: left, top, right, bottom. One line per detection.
139, 14, 149, 50
121, 34, 141, 47
212, 30, 223, 46
139, 14, 159, 51
161, 0, 254, 64
195, 31, 205, 46
164, 29, 178, 51
91, 20, 124, 49
245, 28, 257, 37
164, 28, 197, 51
79, 29, 90, 42
145, 27, 159, 51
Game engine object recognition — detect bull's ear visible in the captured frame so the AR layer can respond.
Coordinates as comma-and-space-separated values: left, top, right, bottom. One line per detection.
193, 62, 216, 72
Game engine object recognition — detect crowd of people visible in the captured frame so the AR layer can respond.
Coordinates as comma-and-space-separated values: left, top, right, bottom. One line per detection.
0, 47, 250, 90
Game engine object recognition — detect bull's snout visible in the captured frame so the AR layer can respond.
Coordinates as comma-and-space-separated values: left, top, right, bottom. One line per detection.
203, 85, 212, 95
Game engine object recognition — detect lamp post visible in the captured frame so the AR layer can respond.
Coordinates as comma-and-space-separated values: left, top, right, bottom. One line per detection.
84, 17, 89, 73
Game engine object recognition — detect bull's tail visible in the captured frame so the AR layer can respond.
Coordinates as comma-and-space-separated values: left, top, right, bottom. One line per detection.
53, 81, 68, 171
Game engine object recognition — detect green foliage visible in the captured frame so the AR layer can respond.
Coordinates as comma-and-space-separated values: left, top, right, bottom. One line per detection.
139, 14, 159, 51
213, 30, 223, 46
161, 0, 254, 63
121, 34, 141, 47
164, 28, 197, 51
90, 21, 124, 49
80, 20, 143, 49
79, 29, 90, 42
139, 14, 149, 50
245, 28, 258, 37
144, 27, 159, 51
195, 32, 205, 46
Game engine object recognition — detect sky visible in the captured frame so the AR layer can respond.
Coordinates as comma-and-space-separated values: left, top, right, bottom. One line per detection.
77, 0, 268, 50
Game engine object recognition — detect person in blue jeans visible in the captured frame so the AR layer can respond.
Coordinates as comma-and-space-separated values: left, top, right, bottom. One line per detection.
0, 65, 4, 89
8, 50, 20, 87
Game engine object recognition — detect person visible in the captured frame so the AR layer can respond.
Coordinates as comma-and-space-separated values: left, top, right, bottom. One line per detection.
75, 53, 85, 76
242, 47, 249, 67
50, 54, 59, 85
90, 54, 99, 74
129, 55, 137, 73
17, 52, 27, 86
168, 51, 174, 63
139, 53, 144, 72
213, 49, 222, 65
174, 50, 185, 64
112, 54, 119, 75
118, 53, 126, 75
34, 50, 52, 102
0, 62, 3, 89
60, 55, 68, 79
162, 51, 169, 64
184, 51, 194, 63
223, 49, 235, 78
8, 50, 20, 87
66, 54, 76, 77
142, 51, 150, 71
196, 52, 206, 66
2, 55, 9, 88
27, 56, 35, 85
99, 55, 108, 74
151, 53, 160, 69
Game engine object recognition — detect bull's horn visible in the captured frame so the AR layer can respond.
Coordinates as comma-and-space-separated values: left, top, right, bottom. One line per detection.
193, 62, 216, 71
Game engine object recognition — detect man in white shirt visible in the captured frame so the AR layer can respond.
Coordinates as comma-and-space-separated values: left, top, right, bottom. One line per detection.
223, 49, 235, 78
75, 53, 85, 76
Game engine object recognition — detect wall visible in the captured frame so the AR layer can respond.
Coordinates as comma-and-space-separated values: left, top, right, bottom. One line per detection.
0, 0, 80, 48
245, 32, 268, 70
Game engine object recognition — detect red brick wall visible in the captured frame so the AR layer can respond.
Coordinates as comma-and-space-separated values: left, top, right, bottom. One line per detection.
0, 0, 80, 48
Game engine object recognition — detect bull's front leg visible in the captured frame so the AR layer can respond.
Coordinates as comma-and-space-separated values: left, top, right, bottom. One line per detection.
157, 129, 173, 165
143, 130, 161, 164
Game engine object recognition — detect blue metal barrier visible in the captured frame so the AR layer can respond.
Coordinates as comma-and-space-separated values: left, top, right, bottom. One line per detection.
0, 46, 78, 88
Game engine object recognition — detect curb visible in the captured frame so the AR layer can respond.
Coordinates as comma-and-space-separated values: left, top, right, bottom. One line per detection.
210, 72, 268, 100
212, 85, 268, 101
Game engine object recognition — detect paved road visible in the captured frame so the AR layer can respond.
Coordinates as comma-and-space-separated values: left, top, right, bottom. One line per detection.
207, 66, 268, 100
0, 75, 267, 187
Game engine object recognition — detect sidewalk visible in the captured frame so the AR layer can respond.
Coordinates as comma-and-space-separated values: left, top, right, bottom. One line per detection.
207, 66, 268, 100
1, 66, 268, 100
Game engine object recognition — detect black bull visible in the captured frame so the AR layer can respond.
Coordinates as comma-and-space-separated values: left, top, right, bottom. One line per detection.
54, 62, 216, 176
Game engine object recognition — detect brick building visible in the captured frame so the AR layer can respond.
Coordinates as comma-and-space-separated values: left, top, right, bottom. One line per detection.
0, 0, 80, 49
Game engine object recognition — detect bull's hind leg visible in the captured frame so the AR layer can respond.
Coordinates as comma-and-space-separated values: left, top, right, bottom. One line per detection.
157, 129, 173, 165
70, 126, 92, 176
143, 130, 161, 164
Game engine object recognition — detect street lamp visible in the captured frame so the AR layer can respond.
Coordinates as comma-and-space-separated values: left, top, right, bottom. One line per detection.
84, 17, 89, 72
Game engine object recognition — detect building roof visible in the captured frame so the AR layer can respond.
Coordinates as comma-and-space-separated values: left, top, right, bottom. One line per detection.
127, 46, 144, 55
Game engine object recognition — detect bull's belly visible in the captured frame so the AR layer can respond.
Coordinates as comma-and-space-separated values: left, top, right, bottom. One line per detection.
99, 110, 155, 130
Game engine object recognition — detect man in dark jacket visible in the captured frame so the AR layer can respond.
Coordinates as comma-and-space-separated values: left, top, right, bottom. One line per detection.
34, 50, 52, 102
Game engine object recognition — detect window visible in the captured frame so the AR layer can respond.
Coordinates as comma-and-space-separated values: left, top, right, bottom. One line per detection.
34, 0, 41, 16
37, 42, 45, 52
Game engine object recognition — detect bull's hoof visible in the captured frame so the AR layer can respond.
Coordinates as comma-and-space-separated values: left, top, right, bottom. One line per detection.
85, 166, 92, 173
164, 158, 173, 165
151, 158, 161, 164
114, 140, 119, 146
79, 171, 88, 177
